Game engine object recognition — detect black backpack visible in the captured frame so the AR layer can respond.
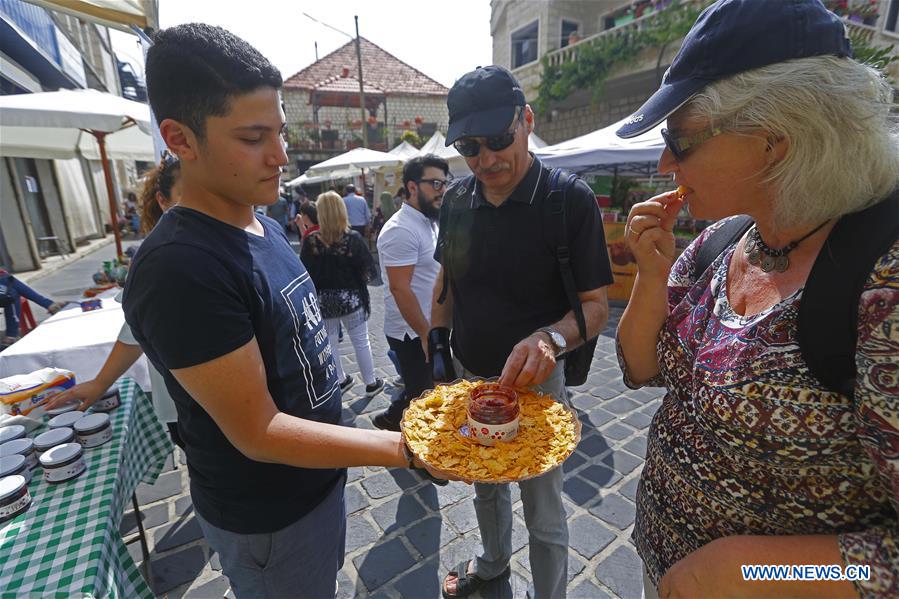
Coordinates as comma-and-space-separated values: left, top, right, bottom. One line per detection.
693, 191, 899, 397
437, 168, 599, 387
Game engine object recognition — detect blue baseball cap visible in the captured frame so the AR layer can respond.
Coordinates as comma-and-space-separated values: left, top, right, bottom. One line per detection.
616, 0, 851, 138
445, 65, 526, 145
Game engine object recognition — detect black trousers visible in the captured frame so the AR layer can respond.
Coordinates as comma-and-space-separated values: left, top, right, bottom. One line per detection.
385, 334, 433, 417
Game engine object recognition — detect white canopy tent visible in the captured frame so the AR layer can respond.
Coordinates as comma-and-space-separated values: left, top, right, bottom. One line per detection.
387, 141, 420, 160
534, 117, 665, 174
292, 129, 557, 190
528, 132, 547, 149
0, 89, 155, 257
417, 132, 470, 178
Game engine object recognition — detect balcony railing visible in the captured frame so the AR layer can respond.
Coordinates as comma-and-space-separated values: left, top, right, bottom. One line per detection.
544, 10, 882, 72
842, 17, 877, 43
545, 11, 668, 69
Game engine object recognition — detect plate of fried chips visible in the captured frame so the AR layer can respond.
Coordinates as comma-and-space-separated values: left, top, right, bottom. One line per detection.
401, 379, 581, 483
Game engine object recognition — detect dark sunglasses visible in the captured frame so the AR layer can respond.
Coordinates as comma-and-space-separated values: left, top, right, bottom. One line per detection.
660, 126, 723, 161
416, 178, 450, 191
453, 108, 524, 158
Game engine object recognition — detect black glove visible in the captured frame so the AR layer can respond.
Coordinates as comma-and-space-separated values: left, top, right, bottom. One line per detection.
427, 327, 456, 383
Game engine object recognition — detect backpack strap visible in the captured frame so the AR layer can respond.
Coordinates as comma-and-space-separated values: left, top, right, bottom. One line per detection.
436, 177, 474, 305
799, 191, 899, 397
693, 215, 753, 278
547, 168, 588, 344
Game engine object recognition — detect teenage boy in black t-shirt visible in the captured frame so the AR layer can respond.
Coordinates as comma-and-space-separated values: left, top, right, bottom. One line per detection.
123, 24, 443, 598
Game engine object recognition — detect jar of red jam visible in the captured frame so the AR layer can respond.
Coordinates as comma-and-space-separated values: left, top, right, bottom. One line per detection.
467, 383, 519, 446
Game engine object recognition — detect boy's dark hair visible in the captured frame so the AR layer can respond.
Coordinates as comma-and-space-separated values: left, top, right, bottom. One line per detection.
344, 184, 356, 195
403, 154, 449, 192
146, 23, 282, 140
298, 201, 318, 225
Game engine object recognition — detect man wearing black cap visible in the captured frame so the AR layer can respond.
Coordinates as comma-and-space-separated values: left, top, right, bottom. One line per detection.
430, 65, 613, 598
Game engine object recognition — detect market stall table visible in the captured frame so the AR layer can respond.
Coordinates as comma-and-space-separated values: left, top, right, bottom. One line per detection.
0, 378, 172, 597
0, 294, 150, 391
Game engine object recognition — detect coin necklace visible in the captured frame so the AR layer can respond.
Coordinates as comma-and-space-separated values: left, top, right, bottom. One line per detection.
744, 220, 830, 273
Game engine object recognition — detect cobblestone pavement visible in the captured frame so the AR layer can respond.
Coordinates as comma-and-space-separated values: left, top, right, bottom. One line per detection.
10, 246, 662, 598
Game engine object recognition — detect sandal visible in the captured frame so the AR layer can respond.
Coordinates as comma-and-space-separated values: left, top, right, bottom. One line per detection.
441, 560, 509, 598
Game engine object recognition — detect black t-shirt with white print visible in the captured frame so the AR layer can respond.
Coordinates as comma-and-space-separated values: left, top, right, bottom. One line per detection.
123, 206, 342, 534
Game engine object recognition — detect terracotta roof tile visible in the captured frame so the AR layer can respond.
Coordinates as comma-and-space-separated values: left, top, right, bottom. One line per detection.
313, 74, 383, 95
284, 37, 448, 97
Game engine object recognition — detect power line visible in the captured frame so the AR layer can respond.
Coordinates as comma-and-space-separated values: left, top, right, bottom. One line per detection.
302, 12, 353, 39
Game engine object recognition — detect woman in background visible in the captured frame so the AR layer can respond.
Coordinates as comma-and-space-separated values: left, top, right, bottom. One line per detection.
301, 191, 384, 399
47, 155, 184, 443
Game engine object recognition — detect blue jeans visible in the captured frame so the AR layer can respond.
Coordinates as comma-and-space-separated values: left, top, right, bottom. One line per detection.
0, 274, 53, 337
456, 359, 570, 599
195, 475, 346, 599
387, 348, 402, 379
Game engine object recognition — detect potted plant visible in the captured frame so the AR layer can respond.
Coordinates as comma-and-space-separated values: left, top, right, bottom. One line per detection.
848, 0, 878, 23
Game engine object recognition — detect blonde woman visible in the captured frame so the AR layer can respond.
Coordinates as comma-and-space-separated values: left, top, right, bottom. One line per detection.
301, 192, 384, 397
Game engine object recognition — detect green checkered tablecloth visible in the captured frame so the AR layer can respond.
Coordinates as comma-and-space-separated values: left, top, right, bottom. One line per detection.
0, 378, 173, 598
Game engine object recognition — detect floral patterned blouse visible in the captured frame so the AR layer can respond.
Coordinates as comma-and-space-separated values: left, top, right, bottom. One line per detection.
619, 217, 899, 597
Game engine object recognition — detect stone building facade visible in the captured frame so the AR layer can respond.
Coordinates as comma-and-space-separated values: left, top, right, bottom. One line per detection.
491, 0, 899, 146
282, 37, 448, 178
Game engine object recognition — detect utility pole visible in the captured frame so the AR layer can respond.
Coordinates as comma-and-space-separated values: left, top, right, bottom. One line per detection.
354, 15, 368, 149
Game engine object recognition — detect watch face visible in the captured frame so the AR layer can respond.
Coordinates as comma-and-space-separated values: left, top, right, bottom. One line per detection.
551, 331, 566, 351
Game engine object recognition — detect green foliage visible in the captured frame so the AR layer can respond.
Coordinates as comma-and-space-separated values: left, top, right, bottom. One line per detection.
535, 1, 709, 114
850, 32, 898, 78
400, 130, 421, 147
536, 1, 899, 112
610, 176, 639, 210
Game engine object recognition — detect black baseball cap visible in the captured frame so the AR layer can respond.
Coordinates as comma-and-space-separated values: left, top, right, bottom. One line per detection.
445, 65, 526, 146
616, 0, 851, 139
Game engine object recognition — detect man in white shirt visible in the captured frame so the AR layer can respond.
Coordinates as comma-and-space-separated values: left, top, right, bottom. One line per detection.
373, 154, 449, 431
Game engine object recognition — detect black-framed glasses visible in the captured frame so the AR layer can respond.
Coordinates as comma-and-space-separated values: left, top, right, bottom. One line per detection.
453, 107, 524, 157
416, 178, 450, 191
660, 126, 724, 161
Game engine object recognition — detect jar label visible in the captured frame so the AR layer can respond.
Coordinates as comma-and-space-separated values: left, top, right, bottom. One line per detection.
92, 396, 119, 412
44, 458, 86, 483
78, 427, 112, 448
0, 492, 31, 519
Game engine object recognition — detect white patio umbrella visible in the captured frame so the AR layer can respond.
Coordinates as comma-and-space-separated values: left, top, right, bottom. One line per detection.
22, 0, 156, 31
305, 147, 403, 177
0, 89, 154, 258
0, 122, 154, 162
286, 167, 359, 188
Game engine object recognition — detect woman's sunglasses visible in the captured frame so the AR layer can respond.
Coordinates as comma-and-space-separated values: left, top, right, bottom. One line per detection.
453, 108, 524, 158
660, 126, 723, 161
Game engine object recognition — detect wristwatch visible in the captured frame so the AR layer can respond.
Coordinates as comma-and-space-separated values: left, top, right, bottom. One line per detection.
537, 326, 567, 357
